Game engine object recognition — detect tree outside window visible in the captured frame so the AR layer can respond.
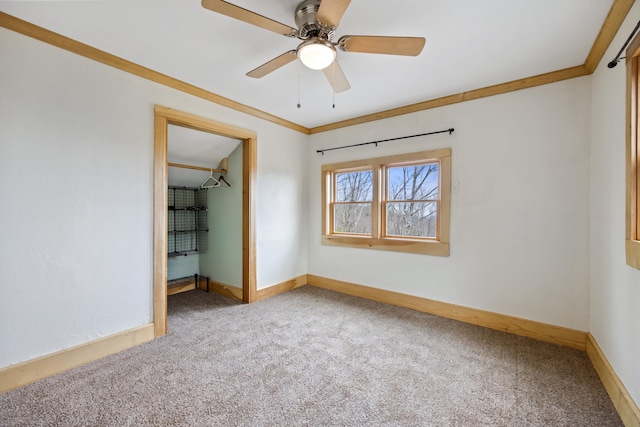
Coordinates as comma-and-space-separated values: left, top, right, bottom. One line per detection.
385, 163, 439, 239
334, 170, 373, 234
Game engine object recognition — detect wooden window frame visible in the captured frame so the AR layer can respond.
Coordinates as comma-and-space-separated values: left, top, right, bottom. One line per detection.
322, 148, 451, 256
626, 35, 640, 269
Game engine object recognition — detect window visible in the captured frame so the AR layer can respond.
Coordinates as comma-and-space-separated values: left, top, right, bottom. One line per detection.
334, 169, 373, 235
627, 34, 640, 269
384, 162, 440, 239
322, 148, 451, 256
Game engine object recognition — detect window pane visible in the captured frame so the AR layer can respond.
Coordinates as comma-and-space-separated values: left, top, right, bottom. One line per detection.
336, 170, 373, 202
388, 163, 438, 201
334, 203, 372, 234
386, 201, 437, 238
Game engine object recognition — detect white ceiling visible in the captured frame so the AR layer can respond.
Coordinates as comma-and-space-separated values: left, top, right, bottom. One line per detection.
168, 124, 240, 187
0, 0, 614, 129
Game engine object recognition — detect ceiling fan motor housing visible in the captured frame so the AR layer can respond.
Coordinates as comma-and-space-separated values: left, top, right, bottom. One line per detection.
295, 0, 334, 40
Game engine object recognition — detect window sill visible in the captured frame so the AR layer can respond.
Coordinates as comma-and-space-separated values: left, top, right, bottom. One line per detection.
626, 240, 640, 270
322, 235, 450, 256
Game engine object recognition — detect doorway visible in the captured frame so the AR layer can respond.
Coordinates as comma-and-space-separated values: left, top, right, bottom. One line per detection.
153, 106, 257, 337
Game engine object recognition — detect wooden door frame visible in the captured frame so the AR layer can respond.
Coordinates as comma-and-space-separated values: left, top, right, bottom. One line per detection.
153, 105, 257, 337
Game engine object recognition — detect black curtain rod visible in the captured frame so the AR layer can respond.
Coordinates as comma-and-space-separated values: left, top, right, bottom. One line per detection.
316, 128, 454, 155
608, 20, 640, 68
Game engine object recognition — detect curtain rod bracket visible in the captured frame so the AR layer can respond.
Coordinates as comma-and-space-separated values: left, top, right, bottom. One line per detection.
608, 20, 640, 69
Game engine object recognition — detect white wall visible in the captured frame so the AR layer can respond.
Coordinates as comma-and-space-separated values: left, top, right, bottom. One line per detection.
590, 2, 640, 405
168, 255, 199, 281
256, 124, 309, 289
308, 77, 592, 331
0, 27, 308, 368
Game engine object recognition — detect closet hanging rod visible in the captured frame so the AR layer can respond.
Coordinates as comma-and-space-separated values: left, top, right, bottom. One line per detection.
316, 128, 454, 155
168, 162, 227, 174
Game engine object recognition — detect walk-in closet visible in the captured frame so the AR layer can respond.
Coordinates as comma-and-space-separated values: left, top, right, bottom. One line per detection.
167, 124, 243, 301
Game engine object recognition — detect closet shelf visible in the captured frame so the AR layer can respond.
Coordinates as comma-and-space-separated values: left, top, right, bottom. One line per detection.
167, 274, 210, 295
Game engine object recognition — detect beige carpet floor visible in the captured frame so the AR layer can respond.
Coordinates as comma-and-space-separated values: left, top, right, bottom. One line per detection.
0, 285, 622, 426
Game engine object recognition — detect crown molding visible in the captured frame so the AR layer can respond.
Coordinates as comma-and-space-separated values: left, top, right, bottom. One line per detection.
0, 12, 309, 135
0, 0, 634, 134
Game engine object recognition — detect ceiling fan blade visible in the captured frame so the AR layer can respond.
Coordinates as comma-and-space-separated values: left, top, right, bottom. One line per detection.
201, 0, 297, 37
322, 59, 351, 93
317, 0, 351, 27
338, 35, 426, 56
246, 51, 297, 78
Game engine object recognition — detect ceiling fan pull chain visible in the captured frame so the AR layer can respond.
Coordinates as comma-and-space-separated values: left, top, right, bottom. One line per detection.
297, 60, 302, 108
332, 61, 336, 109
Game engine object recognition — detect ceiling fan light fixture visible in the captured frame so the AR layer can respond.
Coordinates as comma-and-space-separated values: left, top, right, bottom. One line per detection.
297, 39, 336, 70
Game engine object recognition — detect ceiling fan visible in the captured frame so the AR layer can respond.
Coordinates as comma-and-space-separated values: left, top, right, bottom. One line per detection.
201, 0, 426, 93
